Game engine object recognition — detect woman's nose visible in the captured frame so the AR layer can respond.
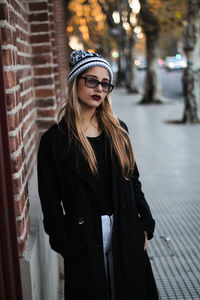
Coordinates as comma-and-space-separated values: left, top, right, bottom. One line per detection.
94, 82, 103, 92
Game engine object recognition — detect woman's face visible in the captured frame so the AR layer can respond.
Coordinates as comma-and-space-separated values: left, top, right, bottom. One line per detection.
77, 66, 110, 110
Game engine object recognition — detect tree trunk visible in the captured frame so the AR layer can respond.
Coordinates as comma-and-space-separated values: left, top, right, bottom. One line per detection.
116, 46, 126, 87
126, 32, 139, 93
182, 0, 200, 123
142, 33, 161, 103
139, 0, 162, 104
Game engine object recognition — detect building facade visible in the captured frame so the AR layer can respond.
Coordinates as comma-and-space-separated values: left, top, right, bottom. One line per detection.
0, 0, 69, 298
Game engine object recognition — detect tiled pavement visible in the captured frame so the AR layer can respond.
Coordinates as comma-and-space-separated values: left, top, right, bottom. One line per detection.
58, 88, 200, 299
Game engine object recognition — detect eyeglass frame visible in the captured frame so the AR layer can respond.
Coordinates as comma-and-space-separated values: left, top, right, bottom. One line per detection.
79, 76, 114, 93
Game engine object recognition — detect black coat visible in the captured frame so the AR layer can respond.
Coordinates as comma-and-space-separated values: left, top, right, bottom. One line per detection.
37, 117, 159, 300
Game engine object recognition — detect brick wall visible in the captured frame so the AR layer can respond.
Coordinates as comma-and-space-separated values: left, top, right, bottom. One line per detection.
0, 0, 69, 256
29, 0, 69, 132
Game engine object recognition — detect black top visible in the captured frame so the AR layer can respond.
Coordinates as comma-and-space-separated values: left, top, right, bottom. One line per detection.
87, 132, 113, 215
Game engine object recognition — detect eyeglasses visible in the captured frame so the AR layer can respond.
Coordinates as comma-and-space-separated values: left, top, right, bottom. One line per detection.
79, 76, 114, 93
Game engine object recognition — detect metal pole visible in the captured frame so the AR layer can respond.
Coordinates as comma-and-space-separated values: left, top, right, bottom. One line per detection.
0, 32, 23, 300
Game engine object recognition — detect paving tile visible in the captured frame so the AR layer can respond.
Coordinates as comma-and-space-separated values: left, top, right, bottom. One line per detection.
112, 88, 200, 300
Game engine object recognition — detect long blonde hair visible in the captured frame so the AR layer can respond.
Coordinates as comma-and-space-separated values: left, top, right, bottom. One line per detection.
58, 77, 135, 179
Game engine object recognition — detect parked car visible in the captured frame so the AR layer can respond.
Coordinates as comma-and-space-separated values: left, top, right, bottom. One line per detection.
135, 58, 147, 70
164, 56, 187, 71
135, 57, 164, 70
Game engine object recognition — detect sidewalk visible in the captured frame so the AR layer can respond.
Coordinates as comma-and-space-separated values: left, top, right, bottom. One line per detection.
112, 88, 200, 300
58, 88, 200, 299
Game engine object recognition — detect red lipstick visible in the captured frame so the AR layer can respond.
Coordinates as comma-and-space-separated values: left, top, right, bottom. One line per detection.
91, 95, 101, 101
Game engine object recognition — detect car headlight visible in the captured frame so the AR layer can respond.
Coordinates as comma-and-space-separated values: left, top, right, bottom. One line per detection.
168, 62, 174, 68
181, 61, 187, 67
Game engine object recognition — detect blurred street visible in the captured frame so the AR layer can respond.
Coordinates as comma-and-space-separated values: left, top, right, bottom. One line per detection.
58, 87, 200, 300
137, 68, 184, 102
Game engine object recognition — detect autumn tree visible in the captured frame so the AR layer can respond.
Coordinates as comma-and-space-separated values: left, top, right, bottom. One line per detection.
67, 0, 111, 54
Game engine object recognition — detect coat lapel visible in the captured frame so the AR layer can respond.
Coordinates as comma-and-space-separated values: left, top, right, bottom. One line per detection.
58, 117, 102, 199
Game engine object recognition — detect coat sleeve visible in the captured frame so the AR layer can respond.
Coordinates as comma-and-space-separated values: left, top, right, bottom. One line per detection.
37, 133, 68, 256
131, 164, 155, 240
118, 119, 155, 239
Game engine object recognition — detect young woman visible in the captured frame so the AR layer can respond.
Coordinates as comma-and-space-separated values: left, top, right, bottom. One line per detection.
37, 50, 159, 300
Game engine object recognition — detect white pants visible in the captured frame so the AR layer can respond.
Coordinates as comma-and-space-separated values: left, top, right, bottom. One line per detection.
101, 215, 115, 300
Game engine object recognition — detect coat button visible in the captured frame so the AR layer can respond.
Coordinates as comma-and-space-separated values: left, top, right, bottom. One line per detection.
122, 203, 126, 209
78, 217, 84, 225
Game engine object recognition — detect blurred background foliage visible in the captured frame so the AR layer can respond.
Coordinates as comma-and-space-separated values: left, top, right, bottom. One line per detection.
65, 0, 200, 123
66, 0, 187, 58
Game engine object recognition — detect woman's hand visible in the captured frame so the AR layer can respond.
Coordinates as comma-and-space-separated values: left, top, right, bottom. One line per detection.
144, 231, 148, 251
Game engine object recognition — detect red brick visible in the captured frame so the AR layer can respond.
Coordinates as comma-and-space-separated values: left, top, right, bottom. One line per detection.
15, 192, 25, 217
15, 89, 20, 106
32, 44, 51, 54
34, 67, 53, 76
49, 14, 54, 23
29, 2, 48, 11
30, 23, 49, 33
11, 152, 23, 173
21, 90, 33, 106
1, 27, 13, 45
30, 34, 50, 44
22, 102, 34, 119
34, 77, 53, 86
20, 79, 33, 93
2, 48, 12, 65
7, 111, 20, 131
35, 89, 55, 98
29, 12, 48, 22
17, 54, 31, 65
35, 98, 55, 107
13, 176, 22, 195
17, 68, 32, 79
37, 119, 55, 130
9, 10, 16, 27
37, 109, 56, 118
0, 3, 8, 21
32, 54, 52, 65
4, 71, 16, 88
6, 92, 15, 111
9, 134, 19, 152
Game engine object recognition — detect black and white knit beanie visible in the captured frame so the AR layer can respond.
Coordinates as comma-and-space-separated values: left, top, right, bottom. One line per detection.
67, 50, 113, 86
